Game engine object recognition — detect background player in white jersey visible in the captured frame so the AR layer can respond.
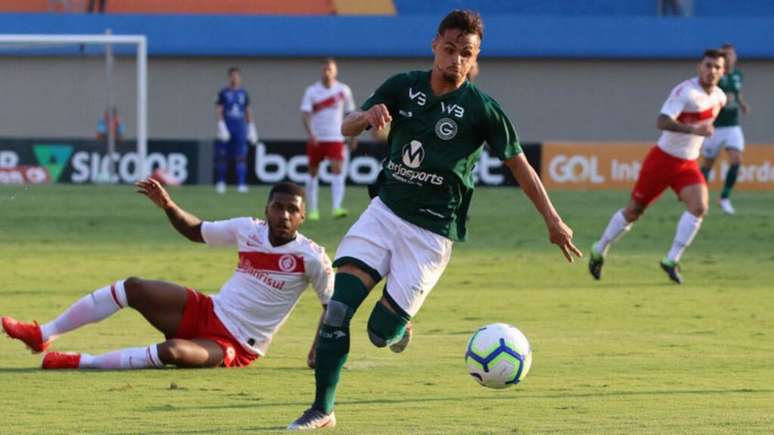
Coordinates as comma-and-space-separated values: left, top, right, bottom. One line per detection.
300, 58, 356, 220
215, 67, 259, 194
589, 49, 727, 284
2, 181, 333, 369
700, 43, 750, 214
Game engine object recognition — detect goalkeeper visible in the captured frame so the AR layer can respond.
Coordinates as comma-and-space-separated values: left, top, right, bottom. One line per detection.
215, 67, 259, 194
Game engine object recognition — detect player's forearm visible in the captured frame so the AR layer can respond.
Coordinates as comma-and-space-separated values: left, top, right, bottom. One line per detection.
507, 155, 562, 225
657, 114, 695, 134
341, 111, 369, 137
301, 113, 315, 138
163, 202, 204, 243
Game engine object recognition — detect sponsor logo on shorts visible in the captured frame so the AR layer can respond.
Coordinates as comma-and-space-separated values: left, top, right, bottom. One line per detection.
435, 117, 458, 141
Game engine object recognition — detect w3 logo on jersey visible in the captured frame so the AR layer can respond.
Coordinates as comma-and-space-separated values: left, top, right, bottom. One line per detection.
402, 140, 425, 168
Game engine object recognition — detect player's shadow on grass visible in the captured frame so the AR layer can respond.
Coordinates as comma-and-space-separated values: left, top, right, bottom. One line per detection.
0, 367, 41, 373
146, 387, 774, 414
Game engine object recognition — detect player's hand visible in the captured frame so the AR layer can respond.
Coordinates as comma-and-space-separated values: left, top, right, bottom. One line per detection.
247, 122, 259, 145
306, 345, 316, 369
366, 104, 392, 131
547, 218, 582, 263
692, 124, 714, 137
348, 136, 358, 152
217, 120, 231, 142
136, 177, 173, 210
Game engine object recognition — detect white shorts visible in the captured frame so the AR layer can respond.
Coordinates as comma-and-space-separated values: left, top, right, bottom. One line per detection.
702, 126, 745, 158
334, 197, 453, 317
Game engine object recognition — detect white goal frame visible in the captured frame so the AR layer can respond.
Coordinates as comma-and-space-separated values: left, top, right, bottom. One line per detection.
0, 33, 148, 177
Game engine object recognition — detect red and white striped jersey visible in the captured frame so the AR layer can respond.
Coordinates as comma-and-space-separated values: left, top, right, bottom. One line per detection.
658, 77, 726, 160
300, 81, 355, 142
201, 217, 333, 356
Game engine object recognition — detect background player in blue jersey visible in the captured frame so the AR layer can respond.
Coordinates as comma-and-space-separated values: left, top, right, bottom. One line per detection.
215, 67, 258, 194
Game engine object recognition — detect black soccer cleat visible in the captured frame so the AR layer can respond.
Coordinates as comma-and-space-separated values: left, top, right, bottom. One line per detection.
588, 246, 604, 280
659, 259, 683, 284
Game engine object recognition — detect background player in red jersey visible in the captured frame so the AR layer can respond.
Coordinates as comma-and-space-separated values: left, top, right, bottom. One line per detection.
589, 49, 727, 284
2, 181, 333, 369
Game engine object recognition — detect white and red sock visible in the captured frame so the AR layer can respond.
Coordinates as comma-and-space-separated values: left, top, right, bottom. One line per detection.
331, 173, 345, 210
40, 281, 128, 342
79, 345, 164, 369
667, 211, 703, 263
594, 209, 633, 255
306, 175, 319, 212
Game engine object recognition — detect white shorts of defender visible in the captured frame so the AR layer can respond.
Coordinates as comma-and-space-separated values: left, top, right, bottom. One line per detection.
334, 197, 453, 317
702, 126, 745, 158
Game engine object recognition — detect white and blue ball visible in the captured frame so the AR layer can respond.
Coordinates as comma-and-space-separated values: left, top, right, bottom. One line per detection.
465, 323, 532, 389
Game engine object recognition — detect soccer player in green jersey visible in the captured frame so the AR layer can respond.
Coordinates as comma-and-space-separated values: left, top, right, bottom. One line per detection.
700, 43, 750, 214
287, 10, 581, 430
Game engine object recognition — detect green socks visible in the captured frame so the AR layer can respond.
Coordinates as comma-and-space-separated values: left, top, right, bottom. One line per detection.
313, 273, 370, 414
721, 163, 739, 199
700, 165, 711, 182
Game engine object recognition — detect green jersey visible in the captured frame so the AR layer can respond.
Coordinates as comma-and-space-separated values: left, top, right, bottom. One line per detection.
714, 69, 744, 127
362, 70, 522, 241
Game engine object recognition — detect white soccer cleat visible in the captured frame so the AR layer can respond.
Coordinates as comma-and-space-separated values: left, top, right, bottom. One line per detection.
718, 198, 735, 215
237, 184, 249, 194
287, 408, 336, 431
215, 182, 226, 194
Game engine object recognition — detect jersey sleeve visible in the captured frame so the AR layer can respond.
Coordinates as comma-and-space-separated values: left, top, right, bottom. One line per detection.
244, 91, 251, 108
481, 96, 523, 161
201, 217, 249, 246
300, 87, 313, 113
306, 248, 334, 304
361, 73, 406, 116
660, 84, 688, 119
343, 85, 356, 113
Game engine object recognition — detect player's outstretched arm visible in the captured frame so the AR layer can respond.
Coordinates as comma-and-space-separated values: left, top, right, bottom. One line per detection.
341, 104, 392, 137
135, 178, 204, 243
504, 154, 582, 263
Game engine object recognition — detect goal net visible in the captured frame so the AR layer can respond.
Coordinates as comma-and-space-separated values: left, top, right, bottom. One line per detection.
0, 33, 148, 183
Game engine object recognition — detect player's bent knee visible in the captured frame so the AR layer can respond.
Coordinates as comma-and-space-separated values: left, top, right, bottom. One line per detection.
367, 300, 409, 348
157, 339, 187, 365
124, 276, 147, 305
323, 300, 351, 328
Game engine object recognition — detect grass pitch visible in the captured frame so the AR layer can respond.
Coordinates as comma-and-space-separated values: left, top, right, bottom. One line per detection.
1, 184, 772, 434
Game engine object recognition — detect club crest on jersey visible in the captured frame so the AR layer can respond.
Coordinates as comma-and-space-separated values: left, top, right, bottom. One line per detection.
435, 117, 458, 141
402, 140, 425, 168
278, 254, 298, 272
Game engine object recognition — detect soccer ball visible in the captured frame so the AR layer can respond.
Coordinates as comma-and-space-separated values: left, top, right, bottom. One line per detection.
465, 323, 532, 389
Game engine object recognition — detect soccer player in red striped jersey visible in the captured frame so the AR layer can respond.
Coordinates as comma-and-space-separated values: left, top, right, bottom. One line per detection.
300, 58, 357, 220
2, 180, 333, 369
589, 49, 727, 284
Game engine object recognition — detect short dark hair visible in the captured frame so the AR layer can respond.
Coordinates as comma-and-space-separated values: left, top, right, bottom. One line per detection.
228, 67, 240, 75
323, 57, 336, 65
268, 182, 305, 203
702, 49, 725, 61
437, 9, 484, 40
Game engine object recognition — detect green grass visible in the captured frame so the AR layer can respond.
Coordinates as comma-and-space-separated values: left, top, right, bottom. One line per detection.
1, 184, 772, 434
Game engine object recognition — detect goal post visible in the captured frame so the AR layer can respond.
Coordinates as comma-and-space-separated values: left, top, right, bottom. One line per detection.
0, 33, 148, 179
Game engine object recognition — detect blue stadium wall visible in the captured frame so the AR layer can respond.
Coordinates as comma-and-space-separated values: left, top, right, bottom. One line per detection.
2, 13, 773, 59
